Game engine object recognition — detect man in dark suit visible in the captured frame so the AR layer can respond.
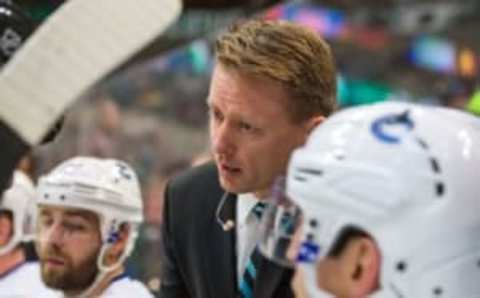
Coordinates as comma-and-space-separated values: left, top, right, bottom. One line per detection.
159, 19, 337, 298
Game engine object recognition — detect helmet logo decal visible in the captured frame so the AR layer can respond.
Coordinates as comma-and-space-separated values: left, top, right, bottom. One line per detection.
115, 162, 132, 182
296, 241, 320, 263
371, 110, 414, 144
372, 109, 446, 198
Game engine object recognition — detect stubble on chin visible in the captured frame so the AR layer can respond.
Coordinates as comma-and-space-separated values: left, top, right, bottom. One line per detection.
218, 170, 236, 193
40, 262, 68, 290
39, 251, 98, 292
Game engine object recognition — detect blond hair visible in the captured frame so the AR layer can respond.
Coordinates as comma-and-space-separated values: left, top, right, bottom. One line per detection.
215, 19, 337, 122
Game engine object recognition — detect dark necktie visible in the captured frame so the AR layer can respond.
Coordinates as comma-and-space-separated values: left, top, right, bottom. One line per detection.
239, 202, 267, 298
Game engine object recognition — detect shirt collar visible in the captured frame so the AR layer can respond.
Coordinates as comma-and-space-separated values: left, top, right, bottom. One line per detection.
237, 193, 260, 226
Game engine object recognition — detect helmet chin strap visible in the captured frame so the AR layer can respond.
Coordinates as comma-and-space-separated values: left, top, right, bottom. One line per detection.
72, 220, 134, 298
71, 242, 129, 298
0, 236, 20, 256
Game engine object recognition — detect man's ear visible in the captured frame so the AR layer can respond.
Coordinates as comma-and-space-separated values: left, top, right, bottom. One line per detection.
341, 237, 380, 297
104, 224, 130, 265
298, 115, 325, 146
306, 115, 325, 134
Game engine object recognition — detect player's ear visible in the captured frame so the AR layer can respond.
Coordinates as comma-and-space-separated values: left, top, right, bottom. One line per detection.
340, 237, 380, 297
104, 224, 130, 265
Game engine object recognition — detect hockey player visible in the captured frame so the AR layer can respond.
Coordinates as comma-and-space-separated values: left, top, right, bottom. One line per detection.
259, 102, 480, 297
0, 170, 58, 296
36, 157, 153, 297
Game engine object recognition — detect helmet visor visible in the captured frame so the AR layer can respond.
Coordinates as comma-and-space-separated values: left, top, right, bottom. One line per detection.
259, 177, 348, 269
258, 177, 303, 268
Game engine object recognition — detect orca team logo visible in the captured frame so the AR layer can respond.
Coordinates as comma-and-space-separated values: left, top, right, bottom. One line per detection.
115, 162, 132, 182
371, 110, 414, 144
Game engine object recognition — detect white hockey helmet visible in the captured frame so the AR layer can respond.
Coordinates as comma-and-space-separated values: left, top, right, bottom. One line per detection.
37, 156, 143, 272
0, 170, 36, 256
260, 102, 480, 298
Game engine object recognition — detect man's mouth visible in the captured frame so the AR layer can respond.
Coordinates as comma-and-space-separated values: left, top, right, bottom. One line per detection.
220, 163, 241, 175
43, 256, 66, 268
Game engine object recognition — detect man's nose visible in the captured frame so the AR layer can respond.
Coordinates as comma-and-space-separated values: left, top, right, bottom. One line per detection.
212, 121, 235, 157
41, 224, 65, 247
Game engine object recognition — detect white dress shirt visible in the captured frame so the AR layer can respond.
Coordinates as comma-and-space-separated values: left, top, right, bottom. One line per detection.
236, 193, 264, 285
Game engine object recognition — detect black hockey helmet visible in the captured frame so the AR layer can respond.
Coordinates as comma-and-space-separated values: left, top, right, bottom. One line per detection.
0, 0, 35, 66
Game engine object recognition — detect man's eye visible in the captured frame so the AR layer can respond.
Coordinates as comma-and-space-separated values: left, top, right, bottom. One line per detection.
64, 223, 85, 232
210, 109, 223, 122
39, 217, 53, 227
239, 122, 254, 132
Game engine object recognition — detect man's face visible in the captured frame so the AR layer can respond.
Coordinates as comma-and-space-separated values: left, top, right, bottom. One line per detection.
36, 206, 102, 292
208, 64, 311, 198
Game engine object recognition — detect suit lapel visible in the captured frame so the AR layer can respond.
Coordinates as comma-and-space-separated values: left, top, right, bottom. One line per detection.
203, 192, 238, 298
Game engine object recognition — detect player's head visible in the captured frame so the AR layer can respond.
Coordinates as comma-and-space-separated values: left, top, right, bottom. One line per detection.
0, 0, 35, 66
36, 157, 143, 296
0, 170, 36, 256
259, 102, 480, 297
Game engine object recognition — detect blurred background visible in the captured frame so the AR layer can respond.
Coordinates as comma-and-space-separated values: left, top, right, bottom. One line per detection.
12, 0, 480, 295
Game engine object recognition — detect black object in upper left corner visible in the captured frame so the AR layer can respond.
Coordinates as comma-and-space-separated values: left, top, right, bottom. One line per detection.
0, 0, 35, 66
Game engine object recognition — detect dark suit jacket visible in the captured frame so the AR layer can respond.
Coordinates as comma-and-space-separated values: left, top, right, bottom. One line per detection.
159, 162, 294, 298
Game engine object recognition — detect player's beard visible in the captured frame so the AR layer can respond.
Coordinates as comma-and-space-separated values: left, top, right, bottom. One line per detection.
40, 246, 99, 293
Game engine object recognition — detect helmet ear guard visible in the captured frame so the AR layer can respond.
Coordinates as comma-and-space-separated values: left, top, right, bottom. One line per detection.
97, 220, 137, 274
0, 170, 36, 256
275, 102, 480, 297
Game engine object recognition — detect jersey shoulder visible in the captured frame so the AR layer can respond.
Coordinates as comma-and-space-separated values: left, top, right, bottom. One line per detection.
102, 277, 153, 298
0, 262, 60, 297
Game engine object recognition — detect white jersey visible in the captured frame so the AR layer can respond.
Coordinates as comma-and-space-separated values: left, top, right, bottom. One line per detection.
0, 261, 59, 298
101, 276, 153, 298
